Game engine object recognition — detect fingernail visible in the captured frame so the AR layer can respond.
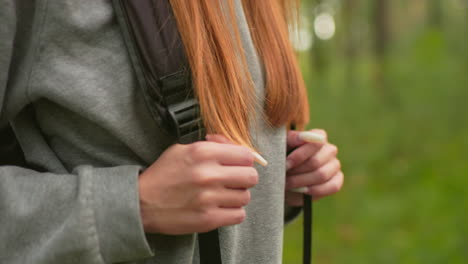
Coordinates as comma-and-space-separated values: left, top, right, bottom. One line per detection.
298, 131, 326, 144
253, 152, 268, 166
286, 160, 293, 171
290, 187, 309, 194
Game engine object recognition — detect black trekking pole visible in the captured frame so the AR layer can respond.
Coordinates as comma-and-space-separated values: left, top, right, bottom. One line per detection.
289, 124, 313, 264
303, 194, 312, 264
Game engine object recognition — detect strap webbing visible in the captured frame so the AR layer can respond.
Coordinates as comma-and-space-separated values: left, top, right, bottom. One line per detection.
198, 230, 223, 264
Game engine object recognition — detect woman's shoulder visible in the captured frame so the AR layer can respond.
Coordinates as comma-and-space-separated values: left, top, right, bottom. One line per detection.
3, 0, 176, 170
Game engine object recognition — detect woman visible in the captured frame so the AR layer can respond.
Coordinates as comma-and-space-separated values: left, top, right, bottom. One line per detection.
0, 0, 343, 263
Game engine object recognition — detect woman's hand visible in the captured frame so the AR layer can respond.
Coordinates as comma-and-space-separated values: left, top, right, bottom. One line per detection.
285, 129, 344, 206
138, 138, 258, 235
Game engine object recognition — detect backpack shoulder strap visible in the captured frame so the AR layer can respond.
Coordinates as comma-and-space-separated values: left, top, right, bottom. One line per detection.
112, 0, 204, 144
113, 1, 220, 263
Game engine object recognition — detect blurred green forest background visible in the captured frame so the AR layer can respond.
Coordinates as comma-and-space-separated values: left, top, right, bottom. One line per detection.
283, 0, 468, 263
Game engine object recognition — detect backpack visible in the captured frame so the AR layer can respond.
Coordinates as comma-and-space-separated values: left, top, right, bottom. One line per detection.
1, 1, 312, 263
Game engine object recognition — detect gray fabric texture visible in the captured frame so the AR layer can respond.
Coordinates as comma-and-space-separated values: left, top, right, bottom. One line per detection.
0, 0, 298, 263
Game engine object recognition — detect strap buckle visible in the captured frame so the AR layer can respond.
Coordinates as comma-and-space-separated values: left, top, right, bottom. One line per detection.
158, 72, 205, 143
166, 99, 205, 144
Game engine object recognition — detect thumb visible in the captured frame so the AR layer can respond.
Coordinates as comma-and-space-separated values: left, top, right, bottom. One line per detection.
205, 134, 268, 167
287, 129, 327, 151
287, 130, 306, 150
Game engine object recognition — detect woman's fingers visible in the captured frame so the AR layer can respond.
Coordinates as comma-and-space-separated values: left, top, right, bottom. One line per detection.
284, 129, 343, 206
196, 188, 251, 208
198, 207, 247, 233
192, 165, 259, 189
187, 141, 255, 166
217, 189, 251, 208
307, 171, 344, 199
206, 134, 268, 166
286, 143, 323, 170
286, 130, 327, 170
286, 129, 327, 150
219, 166, 259, 189
285, 170, 344, 205
286, 158, 341, 189
287, 143, 338, 175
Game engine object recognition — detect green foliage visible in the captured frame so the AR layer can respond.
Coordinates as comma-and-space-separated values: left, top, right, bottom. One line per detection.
283, 25, 468, 264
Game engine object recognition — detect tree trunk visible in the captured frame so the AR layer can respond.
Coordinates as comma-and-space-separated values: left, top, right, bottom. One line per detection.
310, 0, 328, 75
373, 0, 396, 105
374, 0, 389, 59
428, 0, 443, 28
343, 0, 360, 89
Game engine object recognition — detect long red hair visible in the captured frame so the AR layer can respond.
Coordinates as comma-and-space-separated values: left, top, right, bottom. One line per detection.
169, 0, 309, 149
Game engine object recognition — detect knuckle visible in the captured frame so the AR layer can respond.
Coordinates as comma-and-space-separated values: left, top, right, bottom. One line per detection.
308, 156, 320, 168
314, 187, 327, 197
241, 191, 251, 206
287, 177, 297, 188
192, 167, 216, 186
188, 142, 203, 155
247, 168, 259, 186
315, 168, 329, 182
330, 181, 342, 193
234, 209, 247, 224
241, 147, 255, 165
196, 191, 213, 206
191, 167, 207, 183
188, 142, 212, 161
295, 150, 308, 164
328, 144, 338, 155
336, 159, 342, 170
199, 209, 217, 228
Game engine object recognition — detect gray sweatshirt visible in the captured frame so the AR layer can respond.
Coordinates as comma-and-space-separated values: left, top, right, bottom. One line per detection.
0, 0, 297, 263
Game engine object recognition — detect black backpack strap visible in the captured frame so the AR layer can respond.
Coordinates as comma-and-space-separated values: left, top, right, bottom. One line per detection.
113, 0, 205, 144
198, 229, 223, 264
157, 72, 205, 144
